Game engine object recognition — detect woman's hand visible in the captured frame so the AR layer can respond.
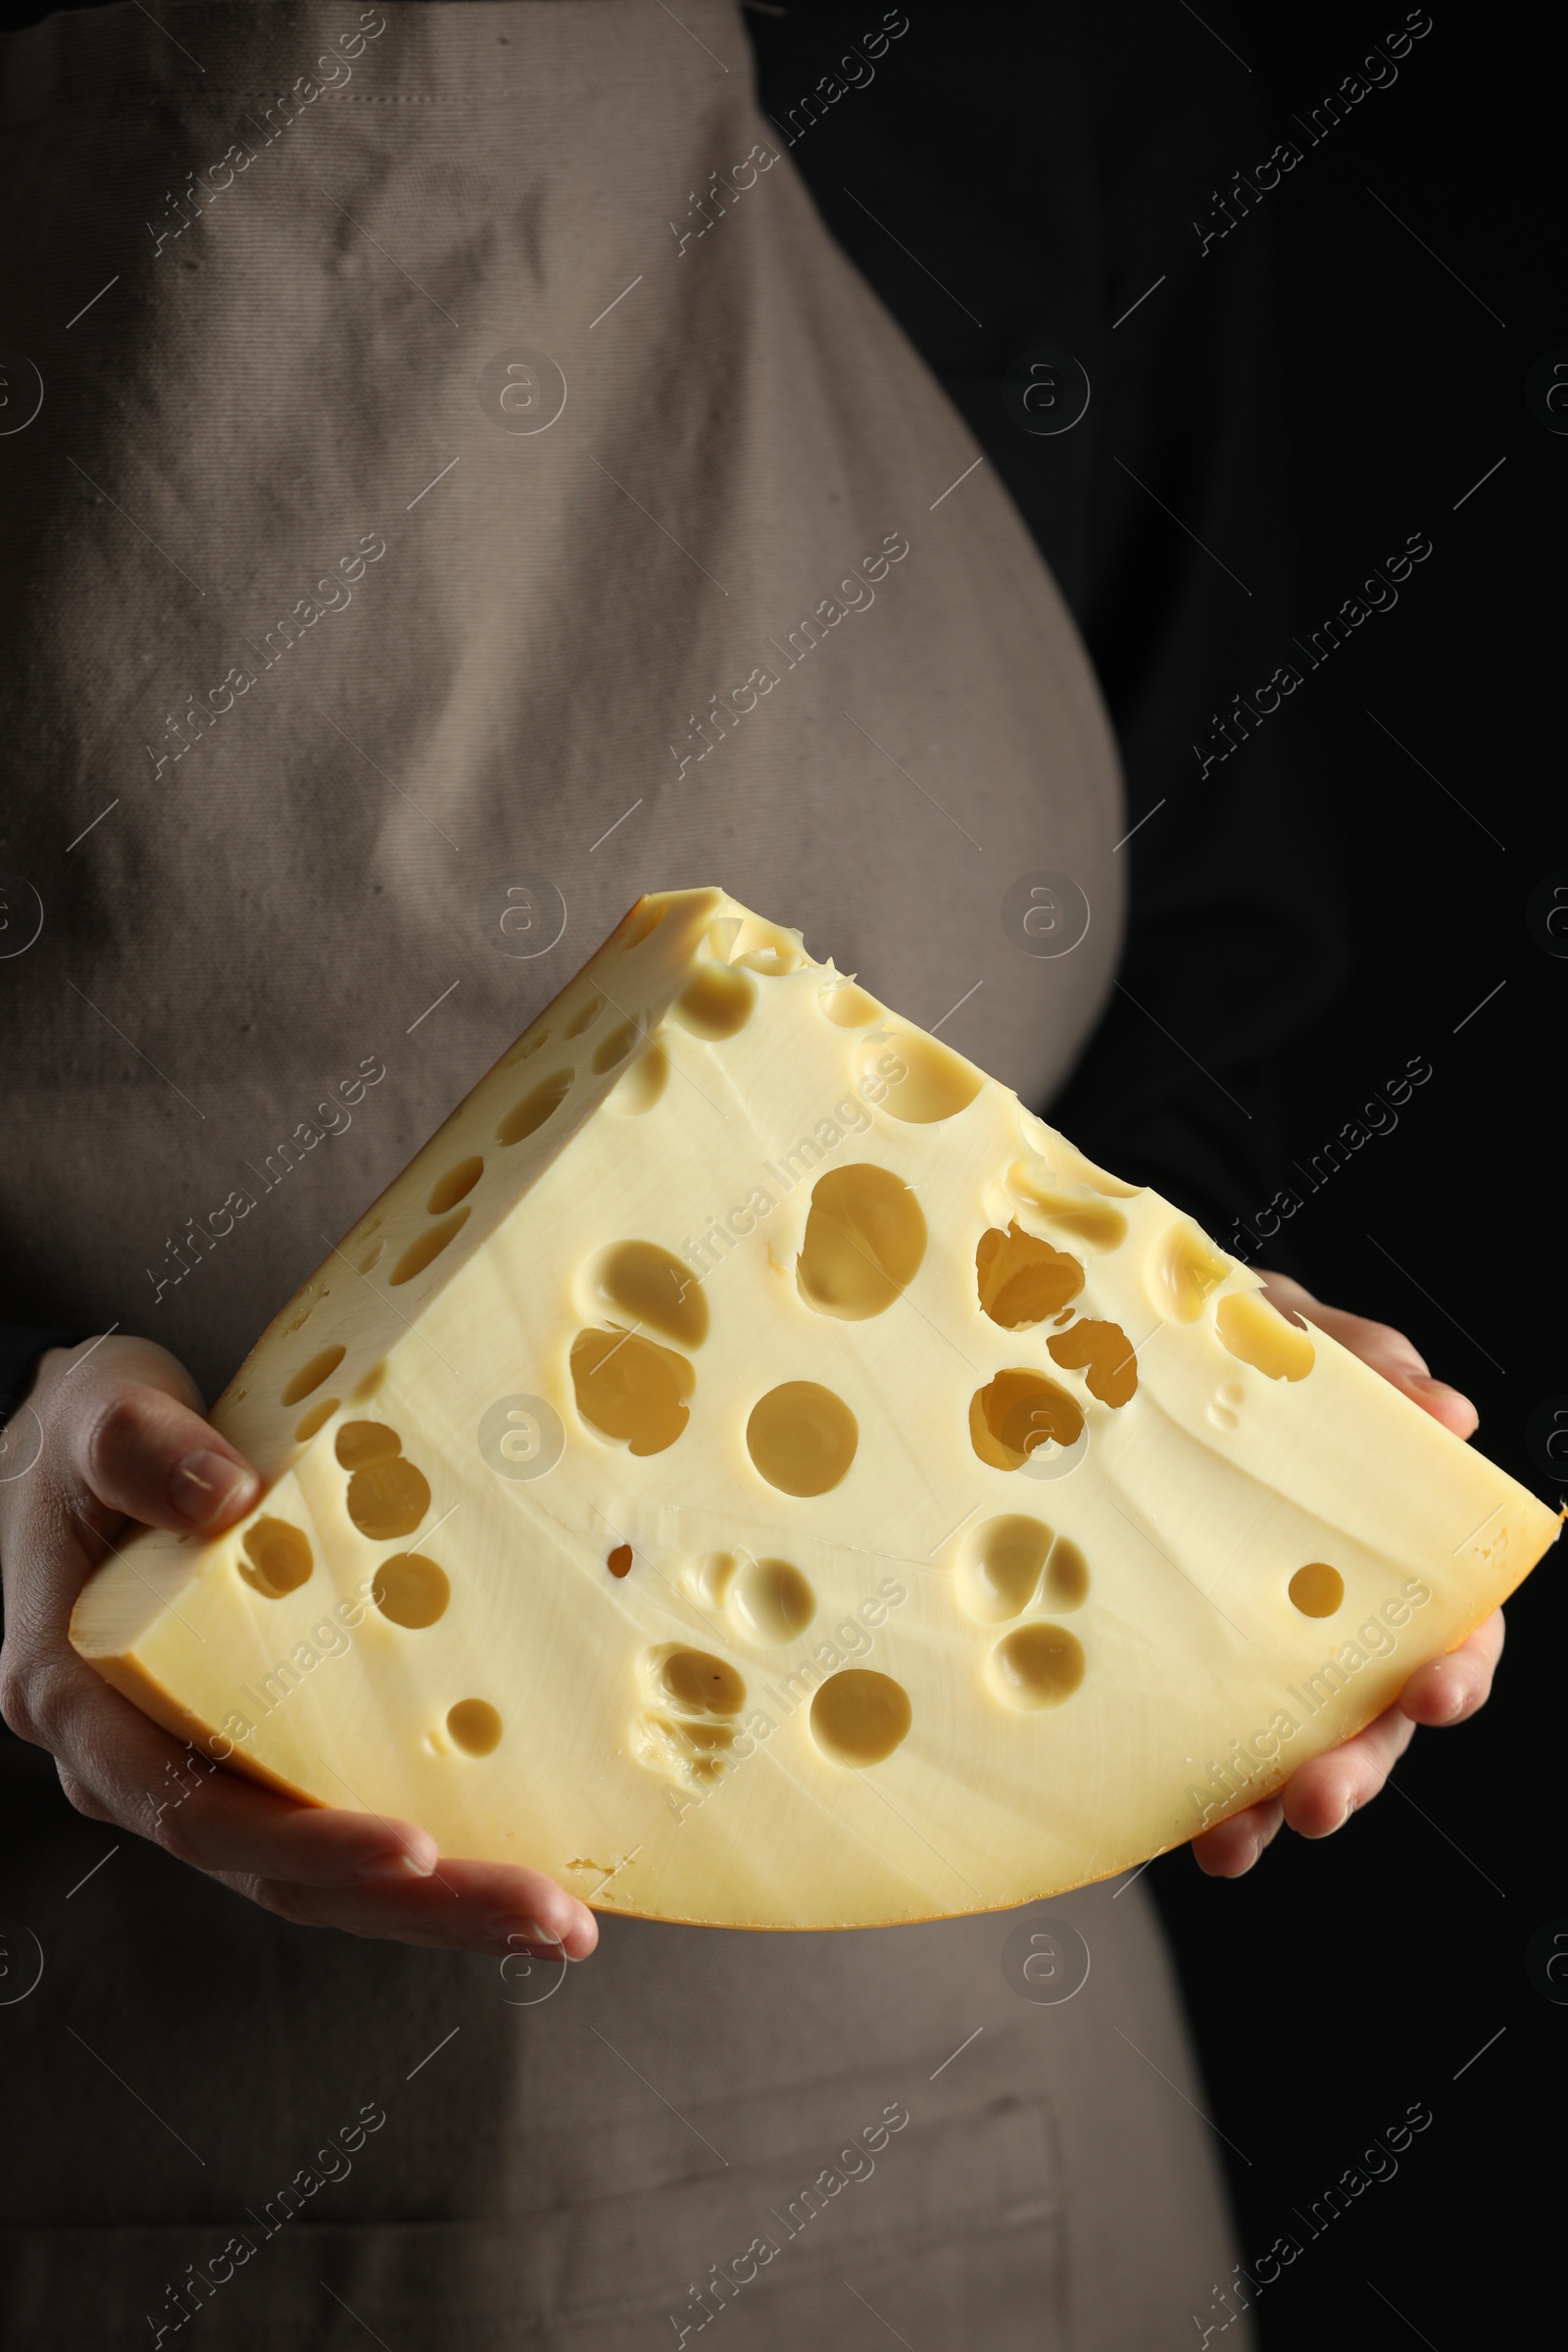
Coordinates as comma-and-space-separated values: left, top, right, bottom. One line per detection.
1191, 1271, 1502, 1879
0, 1334, 597, 1959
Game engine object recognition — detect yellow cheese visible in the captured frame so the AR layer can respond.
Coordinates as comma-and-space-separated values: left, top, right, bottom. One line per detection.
71, 889, 1559, 1926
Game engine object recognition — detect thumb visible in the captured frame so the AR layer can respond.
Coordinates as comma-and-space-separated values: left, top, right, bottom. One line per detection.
67, 1340, 262, 1536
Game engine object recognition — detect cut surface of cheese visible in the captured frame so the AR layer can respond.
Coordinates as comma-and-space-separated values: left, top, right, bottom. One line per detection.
71, 889, 1559, 1928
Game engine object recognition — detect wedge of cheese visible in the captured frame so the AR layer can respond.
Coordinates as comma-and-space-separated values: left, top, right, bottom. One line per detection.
72, 889, 1558, 1926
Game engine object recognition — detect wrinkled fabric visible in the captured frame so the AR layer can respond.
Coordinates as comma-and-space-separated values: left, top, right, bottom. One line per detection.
0, 4, 1248, 2343
0, 0, 1122, 1397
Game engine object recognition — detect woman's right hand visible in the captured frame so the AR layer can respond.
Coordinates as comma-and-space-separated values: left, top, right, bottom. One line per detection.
0, 1333, 597, 1960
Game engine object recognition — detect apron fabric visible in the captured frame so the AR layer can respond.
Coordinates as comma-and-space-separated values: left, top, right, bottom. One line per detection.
0, 4, 1250, 2340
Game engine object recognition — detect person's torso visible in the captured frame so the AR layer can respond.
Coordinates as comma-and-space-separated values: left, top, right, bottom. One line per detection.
0, 12, 1250, 2348
0, 0, 1122, 1397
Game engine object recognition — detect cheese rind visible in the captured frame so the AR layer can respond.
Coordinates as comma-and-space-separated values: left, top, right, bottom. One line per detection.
71, 890, 1559, 1927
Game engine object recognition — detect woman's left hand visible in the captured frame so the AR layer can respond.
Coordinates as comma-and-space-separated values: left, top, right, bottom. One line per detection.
1190, 1270, 1504, 1878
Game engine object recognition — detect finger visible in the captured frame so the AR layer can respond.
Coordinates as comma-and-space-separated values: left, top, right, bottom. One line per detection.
1193, 1794, 1285, 1879
71, 1372, 260, 1537
39, 1646, 594, 1950
159, 1774, 443, 1887
1256, 1274, 1478, 1438
37, 1658, 596, 1955
1280, 1704, 1418, 1838
53, 1648, 598, 1953
244, 1858, 599, 1958
34, 1654, 437, 1882
1255, 1270, 1318, 1324
1381, 1362, 1478, 1440
1398, 1609, 1505, 1727
6, 1606, 399, 1873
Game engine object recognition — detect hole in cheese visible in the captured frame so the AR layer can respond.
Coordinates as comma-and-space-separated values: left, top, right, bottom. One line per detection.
1152, 1221, 1235, 1322
447, 1699, 503, 1755
650, 1645, 747, 1717
1029, 1131, 1143, 1197
818, 982, 881, 1028
570, 1327, 695, 1455
970, 1370, 1085, 1472
1005, 1163, 1129, 1250
976, 1222, 1084, 1327
714, 912, 806, 973
735, 943, 801, 976
1046, 1536, 1091, 1610
728, 1556, 816, 1644
746, 1382, 858, 1497
239, 1516, 314, 1599
280, 1345, 346, 1406
358, 1240, 385, 1274
502, 1027, 551, 1068
633, 1711, 733, 1787
497, 1070, 572, 1147
564, 994, 604, 1040
588, 1240, 709, 1348
810, 1669, 911, 1765
606, 1041, 669, 1116
959, 1515, 1054, 1622
391, 1208, 469, 1287
1289, 1562, 1345, 1618
293, 1397, 338, 1443
619, 905, 663, 951
373, 1552, 451, 1628
989, 1624, 1085, 1711
335, 1419, 402, 1469
1217, 1292, 1316, 1382
796, 1164, 926, 1321
347, 1457, 431, 1541
859, 1026, 981, 1123
426, 1156, 484, 1215
1047, 1318, 1139, 1408
592, 1019, 642, 1075
684, 1550, 743, 1610
673, 963, 756, 1039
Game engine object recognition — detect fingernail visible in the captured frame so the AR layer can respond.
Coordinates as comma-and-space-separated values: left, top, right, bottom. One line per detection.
358, 1848, 435, 1883
494, 1916, 561, 1950
1410, 1374, 1472, 1411
168, 1448, 257, 1529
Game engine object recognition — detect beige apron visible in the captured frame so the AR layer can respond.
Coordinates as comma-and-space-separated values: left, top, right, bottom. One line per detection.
0, 5, 1250, 2341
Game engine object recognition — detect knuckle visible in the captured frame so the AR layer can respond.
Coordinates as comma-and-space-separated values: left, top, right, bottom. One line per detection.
1, 1656, 71, 1751
55, 1763, 109, 1822
248, 1877, 322, 1931
0, 1657, 40, 1744
83, 1387, 164, 1486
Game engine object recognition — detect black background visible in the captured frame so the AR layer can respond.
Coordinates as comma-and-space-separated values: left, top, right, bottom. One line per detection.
1159, 15, 1563, 2349
751, 3, 1563, 2344
1162, 13, 1564, 2345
